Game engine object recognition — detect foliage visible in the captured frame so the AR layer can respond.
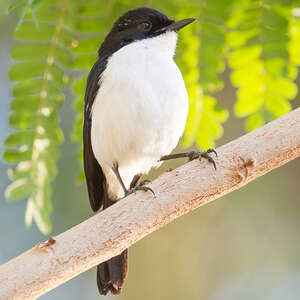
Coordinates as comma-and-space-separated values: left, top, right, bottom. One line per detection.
5, 0, 73, 234
4, 0, 300, 234
176, 0, 230, 149
227, 0, 299, 131
7, 0, 47, 29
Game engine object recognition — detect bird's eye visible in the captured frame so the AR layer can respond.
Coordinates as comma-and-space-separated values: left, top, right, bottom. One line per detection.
138, 21, 152, 31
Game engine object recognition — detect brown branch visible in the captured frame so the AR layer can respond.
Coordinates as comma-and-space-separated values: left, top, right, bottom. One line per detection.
0, 108, 300, 300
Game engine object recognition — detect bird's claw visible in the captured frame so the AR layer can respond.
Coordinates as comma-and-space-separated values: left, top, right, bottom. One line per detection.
124, 183, 155, 198
206, 148, 218, 157
187, 148, 217, 170
139, 179, 151, 186
137, 185, 155, 196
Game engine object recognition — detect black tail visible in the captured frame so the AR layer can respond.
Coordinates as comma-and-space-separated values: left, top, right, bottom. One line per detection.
97, 197, 128, 295
97, 249, 128, 295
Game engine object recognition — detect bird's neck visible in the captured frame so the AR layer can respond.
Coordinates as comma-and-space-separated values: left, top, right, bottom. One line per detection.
133, 31, 178, 58
99, 31, 178, 61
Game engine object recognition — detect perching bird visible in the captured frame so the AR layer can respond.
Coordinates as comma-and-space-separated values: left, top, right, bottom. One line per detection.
83, 7, 216, 295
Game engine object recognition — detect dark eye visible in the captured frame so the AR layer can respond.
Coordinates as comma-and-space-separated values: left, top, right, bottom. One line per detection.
138, 21, 152, 31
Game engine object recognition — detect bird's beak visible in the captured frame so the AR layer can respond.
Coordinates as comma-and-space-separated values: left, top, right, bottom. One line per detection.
154, 18, 196, 34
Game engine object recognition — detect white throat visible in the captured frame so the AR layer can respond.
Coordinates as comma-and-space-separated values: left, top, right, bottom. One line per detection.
116, 31, 178, 60
133, 31, 178, 57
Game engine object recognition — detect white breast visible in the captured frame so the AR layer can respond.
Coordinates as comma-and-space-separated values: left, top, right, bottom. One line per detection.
91, 31, 189, 198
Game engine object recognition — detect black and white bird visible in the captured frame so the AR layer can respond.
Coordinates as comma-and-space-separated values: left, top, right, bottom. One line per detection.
83, 7, 216, 295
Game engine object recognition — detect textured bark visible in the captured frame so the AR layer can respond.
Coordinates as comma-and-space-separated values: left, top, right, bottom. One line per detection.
0, 108, 299, 300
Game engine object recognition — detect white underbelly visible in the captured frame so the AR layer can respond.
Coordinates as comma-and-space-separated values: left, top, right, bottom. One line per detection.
91, 36, 188, 197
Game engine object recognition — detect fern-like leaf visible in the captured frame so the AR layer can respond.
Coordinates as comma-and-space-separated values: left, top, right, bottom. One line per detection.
181, 0, 229, 149
4, 0, 74, 234
227, 0, 298, 131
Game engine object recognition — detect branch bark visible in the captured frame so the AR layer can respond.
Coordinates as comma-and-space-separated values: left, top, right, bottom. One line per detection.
1, 108, 300, 300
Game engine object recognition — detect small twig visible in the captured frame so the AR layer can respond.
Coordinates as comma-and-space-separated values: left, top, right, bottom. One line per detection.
35, 237, 56, 251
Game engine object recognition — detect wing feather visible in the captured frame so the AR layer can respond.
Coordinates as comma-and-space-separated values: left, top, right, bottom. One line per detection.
83, 59, 108, 212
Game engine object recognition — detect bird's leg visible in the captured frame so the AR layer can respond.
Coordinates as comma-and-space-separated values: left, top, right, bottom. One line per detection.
112, 163, 128, 196
112, 163, 155, 198
160, 148, 218, 170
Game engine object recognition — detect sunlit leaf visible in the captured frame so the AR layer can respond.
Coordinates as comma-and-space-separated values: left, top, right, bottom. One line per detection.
174, 0, 230, 149
227, 0, 298, 130
245, 111, 265, 131
5, 131, 35, 147
288, 18, 300, 65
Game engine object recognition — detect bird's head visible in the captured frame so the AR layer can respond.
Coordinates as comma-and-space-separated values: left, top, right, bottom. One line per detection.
98, 8, 195, 58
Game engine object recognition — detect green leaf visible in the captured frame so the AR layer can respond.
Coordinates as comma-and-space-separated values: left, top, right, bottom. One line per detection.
5, 178, 33, 201
4, 131, 35, 147
196, 96, 228, 149
9, 111, 58, 129
14, 22, 55, 40
73, 53, 97, 70
14, 22, 73, 46
71, 37, 101, 54
245, 111, 265, 131
11, 44, 50, 60
9, 61, 45, 81
10, 44, 73, 68
25, 197, 34, 227
175, 0, 230, 149
32, 201, 52, 234
4, 149, 32, 163
227, 0, 298, 130
5, 0, 74, 235
7, 161, 32, 180
11, 94, 64, 112
73, 77, 86, 95
288, 18, 300, 65
235, 88, 264, 117
12, 79, 61, 96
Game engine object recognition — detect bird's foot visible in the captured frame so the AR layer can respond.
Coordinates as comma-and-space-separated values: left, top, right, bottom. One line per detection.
187, 148, 218, 170
124, 180, 155, 198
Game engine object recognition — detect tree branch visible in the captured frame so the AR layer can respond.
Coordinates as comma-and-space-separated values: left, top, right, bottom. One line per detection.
0, 108, 299, 300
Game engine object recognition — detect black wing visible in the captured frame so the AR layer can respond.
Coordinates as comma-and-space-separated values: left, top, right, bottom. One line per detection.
83, 59, 108, 212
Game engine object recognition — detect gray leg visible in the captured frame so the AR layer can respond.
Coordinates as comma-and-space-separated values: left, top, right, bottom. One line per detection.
160, 148, 218, 170
112, 163, 155, 198
112, 162, 128, 196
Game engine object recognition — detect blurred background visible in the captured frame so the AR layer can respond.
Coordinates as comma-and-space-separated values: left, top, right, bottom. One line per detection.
1, 2, 300, 300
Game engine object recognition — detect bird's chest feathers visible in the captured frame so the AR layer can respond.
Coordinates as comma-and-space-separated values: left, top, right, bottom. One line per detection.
91, 32, 188, 170
96, 35, 186, 126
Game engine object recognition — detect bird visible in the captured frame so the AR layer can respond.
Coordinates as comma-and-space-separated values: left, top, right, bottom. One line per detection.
83, 7, 216, 295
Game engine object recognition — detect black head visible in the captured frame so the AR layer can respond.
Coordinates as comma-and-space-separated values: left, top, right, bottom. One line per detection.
98, 8, 195, 58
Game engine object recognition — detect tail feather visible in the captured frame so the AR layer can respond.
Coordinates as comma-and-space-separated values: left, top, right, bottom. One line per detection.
97, 250, 128, 295
97, 196, 128, 295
